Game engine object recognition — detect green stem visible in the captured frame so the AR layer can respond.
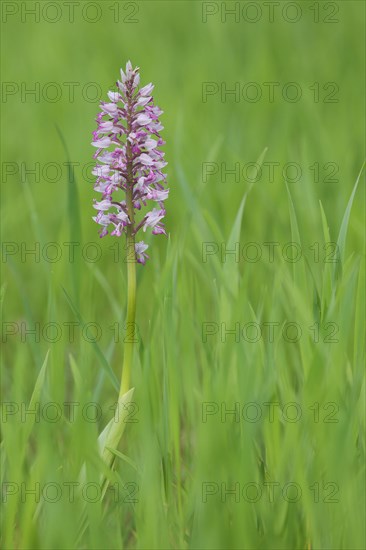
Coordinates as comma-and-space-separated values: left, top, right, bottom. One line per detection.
120, 99, 136, 397
120, 225, 136, 396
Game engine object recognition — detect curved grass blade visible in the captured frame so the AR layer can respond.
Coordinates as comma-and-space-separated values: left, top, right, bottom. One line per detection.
334, 162, 365, 283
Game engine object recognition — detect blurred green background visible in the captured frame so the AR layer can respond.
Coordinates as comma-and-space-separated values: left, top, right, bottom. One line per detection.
1, 1, 365, 549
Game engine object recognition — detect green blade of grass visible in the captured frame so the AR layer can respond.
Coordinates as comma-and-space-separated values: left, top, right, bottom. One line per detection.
334, 162, 365, 282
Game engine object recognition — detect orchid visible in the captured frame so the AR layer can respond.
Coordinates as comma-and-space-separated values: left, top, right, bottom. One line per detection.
91, 61, 168, 398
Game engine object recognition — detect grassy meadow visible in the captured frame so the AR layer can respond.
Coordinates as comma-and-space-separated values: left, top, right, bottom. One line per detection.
1, 1, 365, 548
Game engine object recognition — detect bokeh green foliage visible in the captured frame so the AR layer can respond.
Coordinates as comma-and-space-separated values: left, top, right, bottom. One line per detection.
1, 1, 365, 548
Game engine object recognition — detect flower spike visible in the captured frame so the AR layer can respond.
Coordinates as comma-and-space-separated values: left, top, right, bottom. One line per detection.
92, 61, 168, 263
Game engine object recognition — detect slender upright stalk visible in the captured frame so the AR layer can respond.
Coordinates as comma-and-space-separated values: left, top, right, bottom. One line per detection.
120, 100, 136, 396
120, 225, 136, 396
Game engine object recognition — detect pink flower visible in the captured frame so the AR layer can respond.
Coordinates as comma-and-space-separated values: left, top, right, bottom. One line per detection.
135, 241, 149, 264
